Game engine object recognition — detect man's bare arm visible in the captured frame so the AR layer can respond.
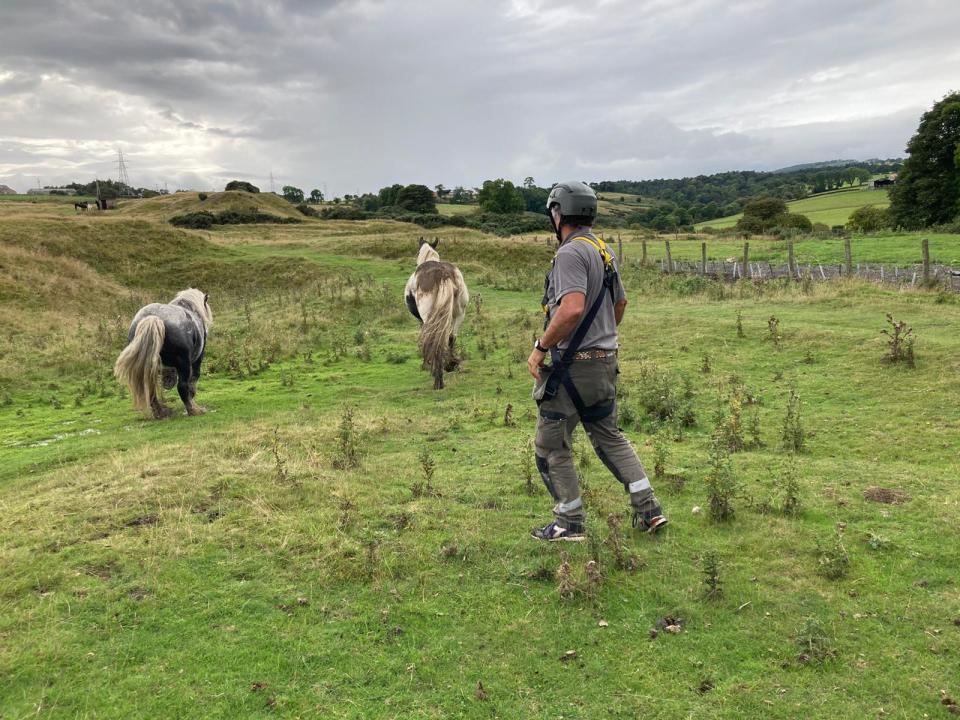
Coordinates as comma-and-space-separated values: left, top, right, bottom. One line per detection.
614, 298, 627, 325
526, 292, 586, 379
541, 292, 585, 348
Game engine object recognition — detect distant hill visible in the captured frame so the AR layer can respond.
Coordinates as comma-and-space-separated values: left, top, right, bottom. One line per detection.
0, 185, 18, 195
773, 159, 860, 173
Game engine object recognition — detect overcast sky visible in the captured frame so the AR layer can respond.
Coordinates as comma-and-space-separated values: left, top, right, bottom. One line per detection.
1, 0, 958, 195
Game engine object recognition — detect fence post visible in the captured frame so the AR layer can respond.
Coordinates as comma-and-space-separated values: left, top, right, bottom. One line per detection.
701, 242, 707, 274
742, 242, 750, 279
844, 237, 852, 276
618, 233, 623, 263
922, 238, 930, 283
641, 238, 648, 266
664, 240, 673, 273
788, 241, 796, 278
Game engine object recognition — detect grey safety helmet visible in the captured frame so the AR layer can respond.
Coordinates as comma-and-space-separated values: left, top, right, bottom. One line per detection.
546, 180, 598, 222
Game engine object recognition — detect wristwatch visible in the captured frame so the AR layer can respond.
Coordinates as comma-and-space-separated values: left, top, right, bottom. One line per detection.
534, 338, 548, 353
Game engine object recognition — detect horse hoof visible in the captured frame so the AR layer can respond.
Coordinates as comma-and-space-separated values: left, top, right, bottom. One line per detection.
152, 406, 174, 419
187, 405, 207, 416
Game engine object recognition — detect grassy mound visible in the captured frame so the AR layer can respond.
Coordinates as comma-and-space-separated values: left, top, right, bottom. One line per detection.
116, 191, 305, 222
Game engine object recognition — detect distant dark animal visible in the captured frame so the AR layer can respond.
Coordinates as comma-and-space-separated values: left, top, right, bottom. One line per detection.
404, 239, 468, 389
74, 201, 89, 211
114, 288, 213, 418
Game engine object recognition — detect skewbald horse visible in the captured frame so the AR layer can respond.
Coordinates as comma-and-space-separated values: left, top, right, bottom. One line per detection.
114, 288, 212, 418
404, 239, 469, 389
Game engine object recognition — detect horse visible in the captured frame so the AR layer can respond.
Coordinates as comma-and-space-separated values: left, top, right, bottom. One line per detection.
404, 238, 469, 389
114, 288, 213, 418
74, 201, 89, 212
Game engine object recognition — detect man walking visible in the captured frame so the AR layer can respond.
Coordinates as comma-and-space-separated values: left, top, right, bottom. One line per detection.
527, 181, 667, 541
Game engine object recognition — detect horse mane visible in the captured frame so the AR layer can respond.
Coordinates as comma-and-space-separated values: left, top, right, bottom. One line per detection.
417, 243, 440, 266
172, 288, 213, 329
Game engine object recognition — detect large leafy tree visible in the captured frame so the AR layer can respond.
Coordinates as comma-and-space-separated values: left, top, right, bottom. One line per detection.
889, 92, 960, 229
477, 179, 525, 214
282, 185, 305, 204
396, 184, 437, 214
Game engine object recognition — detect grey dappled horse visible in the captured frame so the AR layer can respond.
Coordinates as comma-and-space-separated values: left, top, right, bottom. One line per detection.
404, 239, 469, 389
114, 288, 212, 418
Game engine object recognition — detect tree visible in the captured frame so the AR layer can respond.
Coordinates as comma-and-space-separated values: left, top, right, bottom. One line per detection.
282, 185, 305, 204
309, 188, 324, 204
477, 179, 525, 214
889, 92, 960, 229
741, 197, 787, 223
847, 205, 892, 233
225, 180, 260, 193
434, 184, 450, 199
450, 186, 474, 204
378, 183, 404, 208
396, 184, 437, 214
523, 176, 536, 189
519, 185, 549, 214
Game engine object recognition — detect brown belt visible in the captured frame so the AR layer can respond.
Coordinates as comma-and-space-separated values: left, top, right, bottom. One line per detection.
570, 348, 617, 361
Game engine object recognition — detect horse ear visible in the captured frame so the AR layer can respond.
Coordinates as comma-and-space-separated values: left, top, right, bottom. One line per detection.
418, 236, 426, 247
203, 293, 209, 304
430, 238, 439, 249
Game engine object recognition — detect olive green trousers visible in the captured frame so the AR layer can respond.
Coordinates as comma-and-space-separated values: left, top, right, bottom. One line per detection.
534, 354, 661, 529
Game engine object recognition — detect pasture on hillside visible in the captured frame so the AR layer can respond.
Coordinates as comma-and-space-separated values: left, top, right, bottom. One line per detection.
1, 198, 960, 718
696, 187, 893, 230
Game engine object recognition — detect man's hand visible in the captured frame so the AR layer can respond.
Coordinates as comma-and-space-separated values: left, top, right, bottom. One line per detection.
527, 347, 546, 380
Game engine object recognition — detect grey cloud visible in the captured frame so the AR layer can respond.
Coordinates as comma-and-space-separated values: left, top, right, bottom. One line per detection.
1, 0, 959, 194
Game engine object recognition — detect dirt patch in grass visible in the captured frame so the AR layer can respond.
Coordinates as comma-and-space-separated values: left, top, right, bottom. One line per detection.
863, 486, 911, 504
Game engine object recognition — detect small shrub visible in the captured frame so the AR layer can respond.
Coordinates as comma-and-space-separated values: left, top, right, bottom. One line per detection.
774, 457, 801, 515
700, 354, 711, 374
701, 551, 723, 600
747, 408, 763, 449
652, 429, 669, 479
736, 309, 745, 338
198, 192, 208, 201
296, 202, 318, 217
704, 434, 737, 521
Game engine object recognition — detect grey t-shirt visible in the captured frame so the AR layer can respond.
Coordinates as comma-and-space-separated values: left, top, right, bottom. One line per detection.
543, 229, 626, 352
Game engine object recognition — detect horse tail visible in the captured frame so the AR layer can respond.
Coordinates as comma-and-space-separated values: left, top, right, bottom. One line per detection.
114, 316, 165, 410
419, 278, 458, 389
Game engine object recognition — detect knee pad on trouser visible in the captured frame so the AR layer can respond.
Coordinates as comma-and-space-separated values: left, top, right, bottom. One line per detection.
535, 455, 559, 501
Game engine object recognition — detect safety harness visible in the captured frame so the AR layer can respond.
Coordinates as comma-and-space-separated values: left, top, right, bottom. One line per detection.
539, 234, 618, 421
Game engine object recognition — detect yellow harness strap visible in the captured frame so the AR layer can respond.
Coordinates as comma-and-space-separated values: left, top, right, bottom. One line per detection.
541, 235, 615, 315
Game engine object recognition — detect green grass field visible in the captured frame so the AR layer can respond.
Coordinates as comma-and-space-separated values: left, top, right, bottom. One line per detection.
2, 202, 960, 718
436, 202, 477, 216
615, 232, 960, 269
696, 187, 892, 230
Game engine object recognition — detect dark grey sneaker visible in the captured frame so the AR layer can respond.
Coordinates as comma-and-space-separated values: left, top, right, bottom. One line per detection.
632, 509, 669, 534
530, 521, 585, 542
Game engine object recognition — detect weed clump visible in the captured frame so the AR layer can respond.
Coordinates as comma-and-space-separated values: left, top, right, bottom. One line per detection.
333, 407, 362, 469
781, 388, 805, 453
411, 447, 440, 498
881, 313, 915, 367
816, 530, 850, 580
768, 315, 782, 350
635, 361, 696, 428
795, 616, 835, 663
